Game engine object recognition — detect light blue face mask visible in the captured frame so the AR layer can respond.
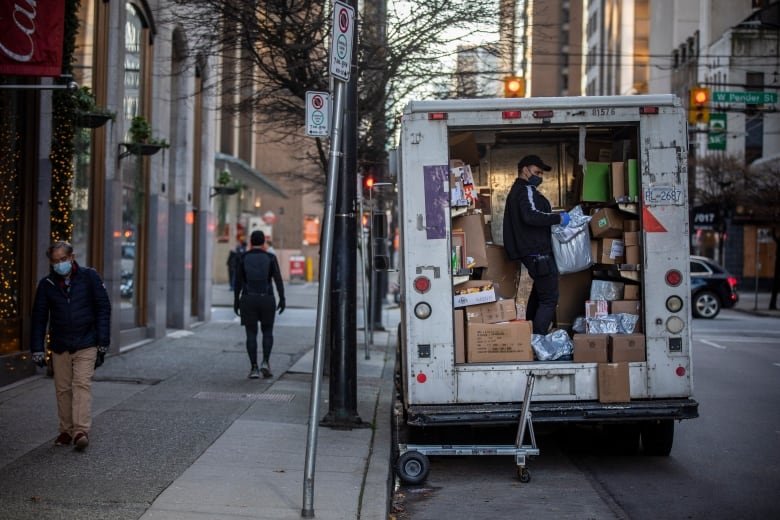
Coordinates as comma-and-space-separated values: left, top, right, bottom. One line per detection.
53, 260, 72, 276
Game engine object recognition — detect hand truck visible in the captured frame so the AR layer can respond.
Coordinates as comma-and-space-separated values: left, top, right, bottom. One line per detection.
396, 373, 540, 484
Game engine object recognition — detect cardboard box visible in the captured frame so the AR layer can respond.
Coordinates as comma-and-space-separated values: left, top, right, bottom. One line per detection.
467, 320, 534, 363
610, 162, 626, 199
609, 334, 646, 362
484, 244, 518, 299
454, 280, 496, 308
515, 268, 534, 319
589, 207, 625, 238
625, 159, 638, 199
452, 214, 488, 268
585, 300, 609, 318
623, 231, 640, 247
623, 219, 640, 232
590, 240, 598, 262
454, 309, 465, 364
623, 284, 640, 300
478, 189, 492, 215
610, 300, 640, 315
597, 238, 625, 264
573, 334, 609, 363
581, 162, 611, 202
625, 245, 640, 265
598, 362, 630, 403
557, 270, 593, 330
465, 299, 517, 324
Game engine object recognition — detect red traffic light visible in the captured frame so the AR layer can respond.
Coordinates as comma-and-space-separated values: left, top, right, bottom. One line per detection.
503, 76, 525, 98
364, 176, 374, 189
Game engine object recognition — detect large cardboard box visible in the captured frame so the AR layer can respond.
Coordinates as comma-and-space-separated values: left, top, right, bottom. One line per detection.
484, 244, 518, 299
454, 280, 496, 308
452, 213, 488, 268
573, 334, 609, 363
625, 245, 640, 265
454, 309, 466, 364
465, 299, 517, 324
623, 231, 640, 246
557, 270, 593, 330
467, 321, 534, 363
581, 162, 611, 202
589, 207, 625, 238
598, 362, 630, 403
609, 334, 646, 362
623, 284, 640, 300
610, 162, 626, 199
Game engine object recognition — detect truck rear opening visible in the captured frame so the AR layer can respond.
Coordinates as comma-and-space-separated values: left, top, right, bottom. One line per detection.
393, 96, 698, 456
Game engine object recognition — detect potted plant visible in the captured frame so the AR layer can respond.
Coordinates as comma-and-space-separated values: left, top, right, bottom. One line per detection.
73, 86, 115, 128
121, 115, 170, 158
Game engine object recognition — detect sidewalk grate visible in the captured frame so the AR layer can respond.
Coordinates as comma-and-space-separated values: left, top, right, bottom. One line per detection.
192, 391, 295, 403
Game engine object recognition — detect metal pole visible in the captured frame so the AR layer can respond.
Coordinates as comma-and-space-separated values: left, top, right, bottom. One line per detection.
358, 173, 371, 357
754, 229, 760, 311
302, 79, 346, 518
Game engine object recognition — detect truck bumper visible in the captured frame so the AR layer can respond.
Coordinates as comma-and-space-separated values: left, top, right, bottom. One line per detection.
405, 398, 699, 427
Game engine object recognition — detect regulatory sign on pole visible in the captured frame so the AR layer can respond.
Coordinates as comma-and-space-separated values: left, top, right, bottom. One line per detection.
329, 0, 355, 81
305, 91, 331, 137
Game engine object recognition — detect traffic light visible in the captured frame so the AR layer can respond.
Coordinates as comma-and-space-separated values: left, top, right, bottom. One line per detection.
503, 76, 525, 98
362, 174, 375, 201
689, 86, 710, 125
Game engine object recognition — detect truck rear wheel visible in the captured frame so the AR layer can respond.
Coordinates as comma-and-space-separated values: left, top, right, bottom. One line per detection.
641, 420, 674, 456
396, 451, 430, 485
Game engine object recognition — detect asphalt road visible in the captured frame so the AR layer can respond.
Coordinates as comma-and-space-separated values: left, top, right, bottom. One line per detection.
393, 309, 780, 519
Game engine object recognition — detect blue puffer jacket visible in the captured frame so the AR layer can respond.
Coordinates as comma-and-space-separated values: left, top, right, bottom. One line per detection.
30, 263, 111, 354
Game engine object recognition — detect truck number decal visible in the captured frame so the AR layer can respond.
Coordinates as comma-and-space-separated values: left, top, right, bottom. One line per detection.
643, 185, 683, 205
591, 108, 615, 116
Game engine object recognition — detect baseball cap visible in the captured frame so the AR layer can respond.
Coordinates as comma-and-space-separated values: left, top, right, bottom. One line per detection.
517, 155, 552, 172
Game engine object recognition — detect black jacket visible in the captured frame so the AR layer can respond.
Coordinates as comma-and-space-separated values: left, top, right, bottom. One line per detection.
30, 263, 112, 354
234, 249, 285, 307
502, 177, 562, 261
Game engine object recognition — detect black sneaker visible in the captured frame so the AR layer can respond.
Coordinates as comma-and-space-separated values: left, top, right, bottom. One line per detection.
248, 366, 260, 379
260, 361, 273, 378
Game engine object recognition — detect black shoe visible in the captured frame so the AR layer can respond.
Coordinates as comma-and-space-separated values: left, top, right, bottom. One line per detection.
260, 361, 273, 378
248, 366, 260, 379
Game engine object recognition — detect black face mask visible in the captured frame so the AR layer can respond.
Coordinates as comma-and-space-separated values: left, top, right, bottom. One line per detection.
527, 175, 542, 187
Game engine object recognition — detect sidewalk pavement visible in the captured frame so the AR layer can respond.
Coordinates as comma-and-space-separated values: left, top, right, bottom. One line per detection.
733, 290, 780, 318
0, 282, 399, 520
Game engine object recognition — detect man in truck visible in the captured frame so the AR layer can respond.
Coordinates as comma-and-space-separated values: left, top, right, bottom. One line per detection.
502, 155, 570, 335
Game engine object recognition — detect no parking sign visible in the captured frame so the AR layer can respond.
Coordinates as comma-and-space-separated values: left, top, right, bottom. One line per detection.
329, 0, 354, 81
305, 91, 331, 137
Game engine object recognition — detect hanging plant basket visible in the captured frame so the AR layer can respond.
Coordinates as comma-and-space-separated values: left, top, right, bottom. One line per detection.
76, 112, 114, 129
212, 186, 240, 197
118, 142, 168, 159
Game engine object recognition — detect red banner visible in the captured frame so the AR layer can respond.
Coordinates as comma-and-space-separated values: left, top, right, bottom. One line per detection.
0, 0, 66, 77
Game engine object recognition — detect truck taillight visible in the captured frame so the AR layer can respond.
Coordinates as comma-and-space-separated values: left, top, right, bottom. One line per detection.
665, 269, 683, 287
640, 106, 659, 114
533, 110, 554, 119
428, 112, 448, 120
502, 110, 522, 119
413, 276, 431, 293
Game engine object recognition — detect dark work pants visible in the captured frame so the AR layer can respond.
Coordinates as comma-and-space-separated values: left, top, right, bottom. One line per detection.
239, 294, 276, 366
521, 255, 559, 335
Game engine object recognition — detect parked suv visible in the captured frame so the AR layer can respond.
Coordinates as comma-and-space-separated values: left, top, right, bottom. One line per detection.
690, 256, 739, 318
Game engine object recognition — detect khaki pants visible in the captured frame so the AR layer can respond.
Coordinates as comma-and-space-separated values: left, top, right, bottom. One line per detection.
52, 347, 97, 436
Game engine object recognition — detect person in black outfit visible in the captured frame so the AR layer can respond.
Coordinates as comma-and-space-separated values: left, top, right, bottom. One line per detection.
234, 230, 285, 379
503, 155, 570, 335
227, 240, 246, 291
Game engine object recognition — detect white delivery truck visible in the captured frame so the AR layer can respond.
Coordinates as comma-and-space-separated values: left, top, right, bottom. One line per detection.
384, 95, 699, 483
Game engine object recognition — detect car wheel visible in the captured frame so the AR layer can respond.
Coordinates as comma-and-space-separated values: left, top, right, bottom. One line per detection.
693, 290, 721, 319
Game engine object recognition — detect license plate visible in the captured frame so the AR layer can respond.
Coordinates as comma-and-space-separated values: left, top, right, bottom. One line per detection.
643, 186, 683, 205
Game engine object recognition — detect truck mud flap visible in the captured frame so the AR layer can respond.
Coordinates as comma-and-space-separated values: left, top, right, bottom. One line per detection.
406, 399, 698, 427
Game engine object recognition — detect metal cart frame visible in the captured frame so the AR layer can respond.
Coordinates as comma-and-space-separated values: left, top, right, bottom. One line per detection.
396, 373, 540, 484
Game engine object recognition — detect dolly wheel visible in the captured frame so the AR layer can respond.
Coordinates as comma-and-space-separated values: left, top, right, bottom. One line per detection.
396, 451, 430, 485
517, 467, 531, 483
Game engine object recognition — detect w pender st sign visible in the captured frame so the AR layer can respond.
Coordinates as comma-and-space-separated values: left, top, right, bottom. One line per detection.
329, 0, 354, 81
0, 1, 67, 77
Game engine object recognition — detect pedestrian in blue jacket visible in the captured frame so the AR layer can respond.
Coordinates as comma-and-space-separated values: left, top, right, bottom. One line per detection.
30, 241, 111, 451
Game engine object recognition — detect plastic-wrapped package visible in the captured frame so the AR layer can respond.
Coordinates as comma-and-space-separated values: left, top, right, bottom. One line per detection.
572, 316, 587, 333
531, 329, 574, 361
586, 313, 639, 334
589, 280, 624, 301
552, 206, 593, 274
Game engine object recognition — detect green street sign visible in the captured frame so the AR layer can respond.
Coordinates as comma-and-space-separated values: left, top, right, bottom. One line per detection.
708, 113, 727, 150
712, 91, 777, 104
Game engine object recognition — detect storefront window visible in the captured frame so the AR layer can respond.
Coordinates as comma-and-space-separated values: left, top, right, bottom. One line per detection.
121, 3, 147, 323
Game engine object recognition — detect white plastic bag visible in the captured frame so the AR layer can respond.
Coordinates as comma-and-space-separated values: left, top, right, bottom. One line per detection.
551, 206, 593, 274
